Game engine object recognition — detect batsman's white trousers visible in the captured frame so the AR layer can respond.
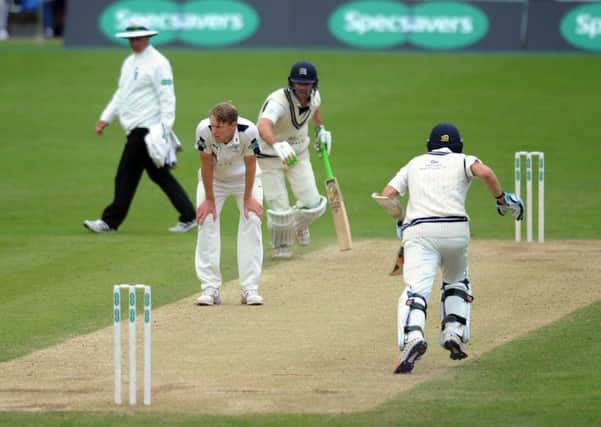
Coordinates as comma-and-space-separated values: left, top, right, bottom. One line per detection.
195, 174, 263, 291
258, 150, 321, 210
402, 237, 469, 302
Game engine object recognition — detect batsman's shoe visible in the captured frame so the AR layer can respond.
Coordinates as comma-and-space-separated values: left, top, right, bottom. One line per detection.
272, 245, 292, 259
240, 289, 264, 305
393, 338, 428, 374
296, 226, 310, 246
83, 219, 114, 233
442, 332, 468, 360
195, 287, 222, 306
168, 220, 196, 233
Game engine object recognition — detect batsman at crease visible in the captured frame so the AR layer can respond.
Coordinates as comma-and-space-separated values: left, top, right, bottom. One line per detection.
256, 61, 333, 259
376, 123, 524, 374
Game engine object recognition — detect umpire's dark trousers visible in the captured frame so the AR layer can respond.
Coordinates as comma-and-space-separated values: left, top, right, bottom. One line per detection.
101, 127, 196, 230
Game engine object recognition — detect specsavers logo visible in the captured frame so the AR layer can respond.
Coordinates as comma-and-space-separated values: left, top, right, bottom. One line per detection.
328, 1, 489, 49
560, 3, 601, 52
99, 0, 259, 47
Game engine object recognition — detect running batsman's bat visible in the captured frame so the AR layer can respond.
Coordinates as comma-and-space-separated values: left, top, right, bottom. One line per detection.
321, 146, 352, 251
371, 193, 405, 276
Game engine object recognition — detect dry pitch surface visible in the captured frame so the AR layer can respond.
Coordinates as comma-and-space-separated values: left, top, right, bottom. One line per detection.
1, 239, 600, 414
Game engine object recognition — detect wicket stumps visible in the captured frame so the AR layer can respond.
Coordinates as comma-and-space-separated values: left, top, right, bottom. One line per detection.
514, 151, 544, 243
113, 284, 152, 406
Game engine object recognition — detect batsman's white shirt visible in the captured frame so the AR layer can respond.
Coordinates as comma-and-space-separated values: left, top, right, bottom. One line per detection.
258, 88, 321, 156
388, 148, 479, 241
256, 88, 322, 210
194, 117, 263, 291
100, 45, 175, 133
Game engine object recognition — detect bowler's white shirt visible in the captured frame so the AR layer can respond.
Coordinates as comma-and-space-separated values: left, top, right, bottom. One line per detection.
388, 148, 479, 240
195, 117, 260, 183
100, 45, 175, 133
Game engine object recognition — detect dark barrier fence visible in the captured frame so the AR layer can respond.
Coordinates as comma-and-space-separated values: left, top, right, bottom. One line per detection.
64, 0, 601, 52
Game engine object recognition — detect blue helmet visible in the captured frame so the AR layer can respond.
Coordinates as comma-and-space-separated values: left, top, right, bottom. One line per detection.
288, 61, 318, 88
427, 123, 463, 153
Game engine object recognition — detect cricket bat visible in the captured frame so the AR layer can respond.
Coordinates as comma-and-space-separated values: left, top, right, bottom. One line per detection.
321, 146, 352, 251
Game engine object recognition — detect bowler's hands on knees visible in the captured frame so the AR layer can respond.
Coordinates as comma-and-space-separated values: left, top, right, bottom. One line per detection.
196, 200, 217, 225
244, 198, 263, 220
95, 120, 108, 136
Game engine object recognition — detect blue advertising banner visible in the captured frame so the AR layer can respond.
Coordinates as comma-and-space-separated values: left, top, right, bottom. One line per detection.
527, 1, 601, 52
63, 0, 600, 52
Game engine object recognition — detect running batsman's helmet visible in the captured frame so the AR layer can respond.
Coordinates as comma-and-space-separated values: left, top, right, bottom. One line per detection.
427, 123, 463, 153
288, 61, 318, 88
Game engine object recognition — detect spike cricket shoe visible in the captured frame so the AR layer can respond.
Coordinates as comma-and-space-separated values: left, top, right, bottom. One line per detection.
296, 226, 310, 246
442, 332, 468, 360
272, 245, 292, 259
195, 287, 222, 306
393, 338, 428, 374
240, 289, 264, 305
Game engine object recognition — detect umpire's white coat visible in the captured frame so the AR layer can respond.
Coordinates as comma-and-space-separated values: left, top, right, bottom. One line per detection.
194, 117, 263, 291
100, 44, 175, 133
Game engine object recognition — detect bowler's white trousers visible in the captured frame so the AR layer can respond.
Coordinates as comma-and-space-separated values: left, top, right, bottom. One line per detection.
195, 174, 263, 291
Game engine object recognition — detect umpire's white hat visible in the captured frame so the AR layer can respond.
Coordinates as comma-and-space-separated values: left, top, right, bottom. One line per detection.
115, 19, 158, 38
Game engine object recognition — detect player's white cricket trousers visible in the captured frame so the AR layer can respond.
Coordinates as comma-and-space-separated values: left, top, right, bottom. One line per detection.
258, 150, 321, 210
399, 222, 471, 345
195, 175, 263, 291
403, 237, 469, 300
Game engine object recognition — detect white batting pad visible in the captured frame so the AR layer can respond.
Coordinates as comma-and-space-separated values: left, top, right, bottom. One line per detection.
267, 208, 295, 249
294, 196, 327, 231
439, 281, 473, 345
397, 289, 427, 350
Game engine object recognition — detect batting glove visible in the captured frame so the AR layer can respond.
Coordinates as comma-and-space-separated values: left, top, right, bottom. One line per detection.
273, 141, 298, 166
314, 125, 332, 157
496, 192, 524, 221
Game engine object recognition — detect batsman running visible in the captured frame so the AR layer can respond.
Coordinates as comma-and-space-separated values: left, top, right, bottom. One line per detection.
257, 61, 332, 259
377, 123, 524, 374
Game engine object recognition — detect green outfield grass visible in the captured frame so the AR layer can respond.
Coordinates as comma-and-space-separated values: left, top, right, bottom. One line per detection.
1, 42, 600, 426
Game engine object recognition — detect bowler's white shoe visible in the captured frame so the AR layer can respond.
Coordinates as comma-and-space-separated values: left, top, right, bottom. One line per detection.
272, 245, 292, 259
241, 289, 264, 305
393, 338, 428, 374
442, 331, 468, 360
83, 219, 114, 233
168, 220, 196, 233
195, 287, 222, 306
296, 226, 310, 246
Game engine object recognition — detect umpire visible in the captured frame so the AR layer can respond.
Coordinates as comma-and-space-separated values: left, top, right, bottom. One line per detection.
83, 20, 196, 233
